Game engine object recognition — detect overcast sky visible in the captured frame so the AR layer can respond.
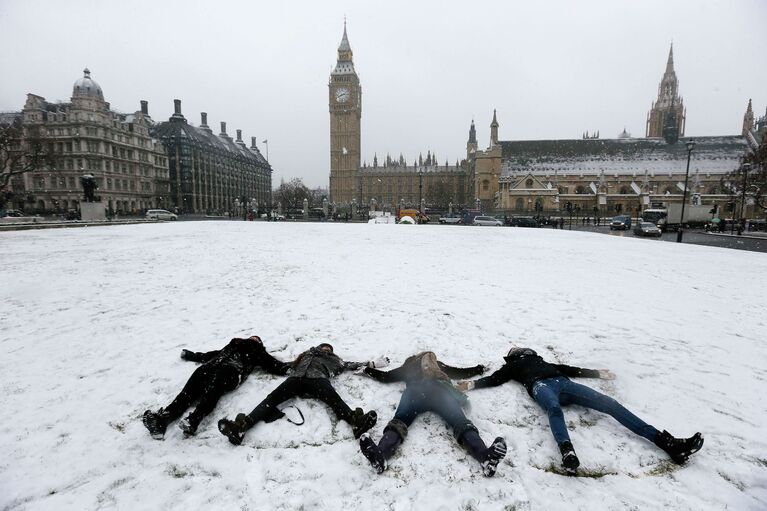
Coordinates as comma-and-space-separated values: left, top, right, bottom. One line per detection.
1, 0, 766, 187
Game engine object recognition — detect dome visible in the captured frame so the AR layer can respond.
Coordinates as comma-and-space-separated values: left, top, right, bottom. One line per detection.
72, 68, 103, 99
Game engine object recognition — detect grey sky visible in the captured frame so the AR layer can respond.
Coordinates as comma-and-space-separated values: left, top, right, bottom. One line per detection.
1, 0, 765, 188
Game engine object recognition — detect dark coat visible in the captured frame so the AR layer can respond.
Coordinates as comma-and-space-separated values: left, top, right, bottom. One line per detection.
182, 338, 291, 382
289, 347, 366, 379
472, 351, 600, 396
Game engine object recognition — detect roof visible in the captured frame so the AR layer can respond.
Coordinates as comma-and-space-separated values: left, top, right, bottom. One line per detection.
152, 119, 271, 169
358, 164, 465, 176
499, 136, 748, 177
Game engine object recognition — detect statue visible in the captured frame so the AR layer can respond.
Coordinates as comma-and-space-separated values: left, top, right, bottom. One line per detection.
81, 174, 98, 202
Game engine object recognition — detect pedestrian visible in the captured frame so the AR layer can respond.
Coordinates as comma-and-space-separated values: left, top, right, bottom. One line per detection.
457, 347, 703, 473
217, 344, 386, 445
359, 351, 507, 477
142, 336, 290, 438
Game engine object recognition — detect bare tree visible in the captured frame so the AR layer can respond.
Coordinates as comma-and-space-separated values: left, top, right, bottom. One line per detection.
1, 117, 54, 209
426, 180, 453, 210
273, 177, 311, 213
722, 133, 767, 216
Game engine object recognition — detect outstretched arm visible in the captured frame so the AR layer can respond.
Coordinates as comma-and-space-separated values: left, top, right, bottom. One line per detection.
553, 364, 610, 379
437, 361, 486, 379
362, 364, 406, 383
466, 364, 515, 390
342, 356, 390, 373
259, 352, 293, 376
180, 349, 220, 363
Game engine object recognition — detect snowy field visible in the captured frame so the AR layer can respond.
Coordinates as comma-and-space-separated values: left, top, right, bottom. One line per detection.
1, 221, 766, 511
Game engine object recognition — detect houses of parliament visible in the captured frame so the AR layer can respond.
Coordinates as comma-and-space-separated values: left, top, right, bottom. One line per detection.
328, 25, 764, 218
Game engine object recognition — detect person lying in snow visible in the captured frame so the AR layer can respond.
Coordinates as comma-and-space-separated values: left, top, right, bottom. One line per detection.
217, 343, 386, 445
142, 335, 290, 438
457, 347, 704, 473
358, 351, 508, 477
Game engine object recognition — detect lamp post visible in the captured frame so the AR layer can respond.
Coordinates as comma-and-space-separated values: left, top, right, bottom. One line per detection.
739, 162, 751, 234
676, 139, 696, 243
418, 170, 424, 214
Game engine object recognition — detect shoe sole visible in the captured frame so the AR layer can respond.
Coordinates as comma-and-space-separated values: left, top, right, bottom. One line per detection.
217, 420, 244, 445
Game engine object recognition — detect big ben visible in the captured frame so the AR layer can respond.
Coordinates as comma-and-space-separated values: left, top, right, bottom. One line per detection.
329, 22, 361, 204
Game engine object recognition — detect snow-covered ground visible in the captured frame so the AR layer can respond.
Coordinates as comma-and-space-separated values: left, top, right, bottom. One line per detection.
1, 222, 766, 511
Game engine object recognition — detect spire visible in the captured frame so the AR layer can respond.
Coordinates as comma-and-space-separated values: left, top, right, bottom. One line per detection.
665, 43, 674, 74
743, 98, 755, 136
491, 109, 499, 128
490, 109, 499, 146
468, 119, 477, 144
338, 19, 352, 54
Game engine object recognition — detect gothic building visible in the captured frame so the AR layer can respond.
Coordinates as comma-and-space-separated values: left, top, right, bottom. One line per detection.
646, 44, 686, 139
9, 69, 170, 215
152, 101, 272, 214
328, 23, 470, 211
470, 45, 756, 218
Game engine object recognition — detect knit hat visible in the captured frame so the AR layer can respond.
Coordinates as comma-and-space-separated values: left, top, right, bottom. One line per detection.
507, 347, 537, 358
317, 343, 334, 353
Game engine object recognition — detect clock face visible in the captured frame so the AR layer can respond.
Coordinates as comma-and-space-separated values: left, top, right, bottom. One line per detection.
335, 87, 350, 103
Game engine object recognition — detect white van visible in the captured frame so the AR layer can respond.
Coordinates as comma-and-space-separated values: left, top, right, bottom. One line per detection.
145, 209, 178, 221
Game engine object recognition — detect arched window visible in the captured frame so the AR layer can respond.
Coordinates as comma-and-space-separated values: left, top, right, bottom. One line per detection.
619, 186, 629, 194
526, 178, 533, 188
575, 185, 586, 194
482, 180, 490, 191
515, 198, 524, 211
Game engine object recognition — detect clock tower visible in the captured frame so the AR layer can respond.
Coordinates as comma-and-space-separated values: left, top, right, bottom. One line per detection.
329, 21, 362, 204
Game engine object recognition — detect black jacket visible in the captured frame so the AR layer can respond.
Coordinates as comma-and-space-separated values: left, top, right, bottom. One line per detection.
183, 338, 291, 382
289, 347, 366, 379
472, 352, 600, 396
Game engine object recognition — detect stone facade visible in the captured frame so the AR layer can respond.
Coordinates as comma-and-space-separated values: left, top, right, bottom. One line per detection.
10, 69, 169, 215
646, 45, 686, 139
152, 102, 272, 215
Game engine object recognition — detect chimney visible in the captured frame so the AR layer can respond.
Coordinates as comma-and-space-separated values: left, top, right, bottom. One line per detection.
200, 112, 208, 128
140, 100, 148, 115
174, 99, 181, 115
236, 129, 242, 142
220, 121, 227, 135
251, 136, 257, 148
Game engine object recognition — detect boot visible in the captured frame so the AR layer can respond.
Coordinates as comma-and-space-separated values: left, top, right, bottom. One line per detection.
481, 437, 508, 477
653, 430, 704, 464
559, 441, 580, 473
360, 434, 387, 474
351, 409, 377, 439
217, 413, 255, 445
142, 408, 169, 440
178, 413, 201, 437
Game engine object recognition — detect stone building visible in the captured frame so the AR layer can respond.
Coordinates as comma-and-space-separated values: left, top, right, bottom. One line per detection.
152, 101, 272, 215
646, 44, 686, 139
9, 69, 170, 215
469, 46, 755, 219
328, 23, 471, 212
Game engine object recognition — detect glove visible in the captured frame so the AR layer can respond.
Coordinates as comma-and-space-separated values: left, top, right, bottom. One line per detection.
367, 356, 390, 369
180, 349, 194, 361
597, 369, 616, 380
476, 364, 486, 374
456, 381, 475, 392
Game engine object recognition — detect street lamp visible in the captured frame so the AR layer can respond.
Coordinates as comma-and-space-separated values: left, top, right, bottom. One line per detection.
418, 170, 424, 214
676, 139, 696, 243
739, 162, 752, 234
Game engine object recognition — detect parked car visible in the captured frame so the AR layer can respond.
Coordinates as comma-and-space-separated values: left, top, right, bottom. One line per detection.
511, 216, 539, 228
145, 209, 178, 221
439, 214, 463, 224
633, 221, 662, 237
610, 215, 632, 230
1, 209, 23, 217
473, 215, 502, 226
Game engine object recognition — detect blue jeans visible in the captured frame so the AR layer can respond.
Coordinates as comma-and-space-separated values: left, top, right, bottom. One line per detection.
532, 377, 658, 445
393, 380, 475, 439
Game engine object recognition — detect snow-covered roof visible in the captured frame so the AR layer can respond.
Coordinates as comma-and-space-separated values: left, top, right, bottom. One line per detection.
500, 136, 748, 177
358, 164, 464, 176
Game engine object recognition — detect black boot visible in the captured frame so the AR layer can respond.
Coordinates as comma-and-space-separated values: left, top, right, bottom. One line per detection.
653, 430, 704, 464
559, 441, 580, 473
217, 413, 255, 445
179, 412, 202, 437
481, 437, 508, 477
360, 434, 387, 474
142, 408, 170, 439
351, 408, 377, 439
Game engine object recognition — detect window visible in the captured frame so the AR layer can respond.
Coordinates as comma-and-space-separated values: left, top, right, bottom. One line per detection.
482, 180, 490, 191
526, 178, 533, 188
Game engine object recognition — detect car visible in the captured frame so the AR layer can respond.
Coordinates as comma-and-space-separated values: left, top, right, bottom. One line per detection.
439, 214, 463, 224
610, 215, 632, 230
273, 212, 286, 221
145, 209, 178, 221
1, 209, 24, 217
511, 216, 539, 228
633, 221, 662, 237
472, 215, 502, 226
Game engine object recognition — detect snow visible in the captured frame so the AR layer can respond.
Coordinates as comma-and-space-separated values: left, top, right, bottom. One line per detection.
1, 222, 766, 511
